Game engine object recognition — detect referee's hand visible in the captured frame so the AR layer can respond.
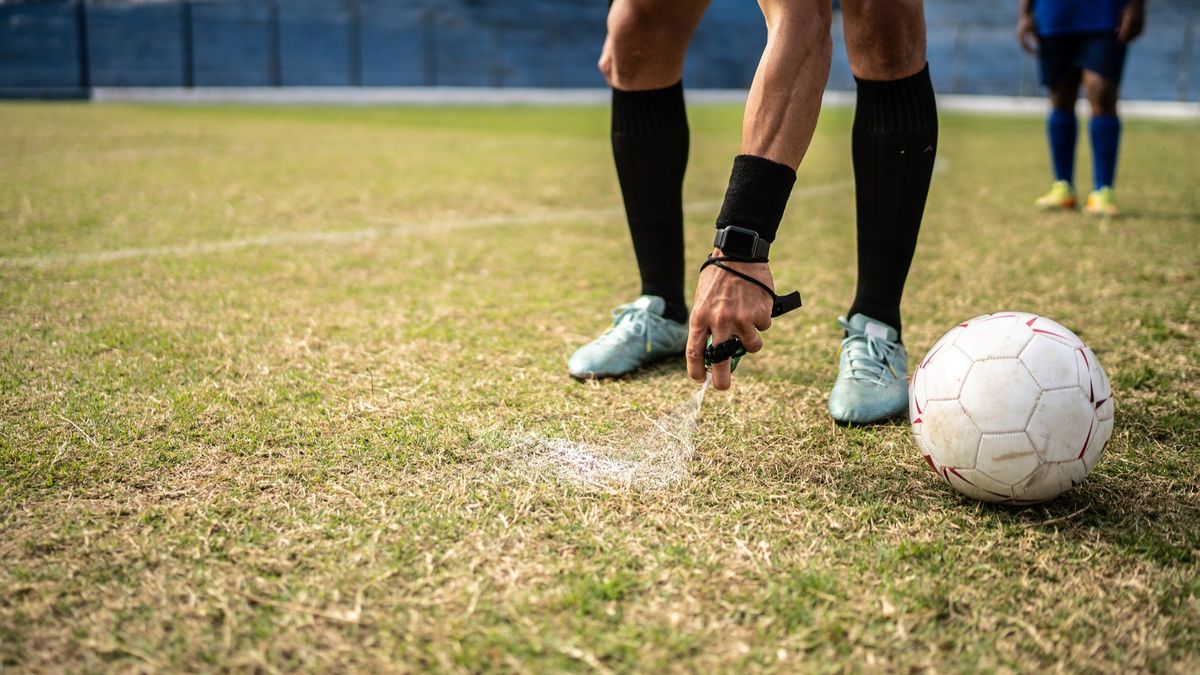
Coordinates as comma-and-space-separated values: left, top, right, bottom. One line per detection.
686, 248, 773, 392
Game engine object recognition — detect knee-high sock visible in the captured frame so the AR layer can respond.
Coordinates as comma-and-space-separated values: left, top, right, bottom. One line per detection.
847, 64, 938, 337
1089, 114, 1121, 190
611, 82, 690, 323
1048, 107, 1078, 185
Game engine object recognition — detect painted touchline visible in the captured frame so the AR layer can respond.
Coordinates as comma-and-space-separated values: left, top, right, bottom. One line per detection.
0, 180, 854, 269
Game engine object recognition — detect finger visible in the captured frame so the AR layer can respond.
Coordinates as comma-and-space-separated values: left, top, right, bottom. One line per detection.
740, 327, 764, 354
685, 324, 708, 383
709, 326, 733, 391
710, 358, 732, 391
753, 312, 773, 332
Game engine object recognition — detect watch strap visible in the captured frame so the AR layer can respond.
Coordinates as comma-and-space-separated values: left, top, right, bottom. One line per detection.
699, 255, 803, 318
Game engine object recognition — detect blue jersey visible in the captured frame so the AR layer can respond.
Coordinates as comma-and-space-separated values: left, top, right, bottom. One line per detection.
1035, 0, 1129, 36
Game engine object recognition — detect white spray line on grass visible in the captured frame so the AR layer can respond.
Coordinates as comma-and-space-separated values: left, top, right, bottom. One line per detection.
510, 373, 711, 491
0, 180, 852, 269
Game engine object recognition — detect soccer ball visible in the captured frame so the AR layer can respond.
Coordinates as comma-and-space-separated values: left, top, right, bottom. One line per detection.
910, 312, 1114, 504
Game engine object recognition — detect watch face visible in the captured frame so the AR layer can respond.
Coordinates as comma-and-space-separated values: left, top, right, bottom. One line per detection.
722, 227, 759, 255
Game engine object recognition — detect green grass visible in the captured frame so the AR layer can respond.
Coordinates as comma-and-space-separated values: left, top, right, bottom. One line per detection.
1, 101, 1198, 672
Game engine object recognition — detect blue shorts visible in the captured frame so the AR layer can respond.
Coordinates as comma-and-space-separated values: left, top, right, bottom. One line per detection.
1038, 31, 1127, 88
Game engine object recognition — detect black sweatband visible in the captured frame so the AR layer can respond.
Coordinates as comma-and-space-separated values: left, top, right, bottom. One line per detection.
714, 154, 796, 244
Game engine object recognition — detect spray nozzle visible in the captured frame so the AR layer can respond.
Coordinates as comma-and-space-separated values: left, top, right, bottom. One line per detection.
704, 335, 747, 372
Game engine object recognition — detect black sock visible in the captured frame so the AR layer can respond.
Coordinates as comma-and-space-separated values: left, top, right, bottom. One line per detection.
715, 155, 797, 244
612, 82, 690, 324
847, 64, 938, 338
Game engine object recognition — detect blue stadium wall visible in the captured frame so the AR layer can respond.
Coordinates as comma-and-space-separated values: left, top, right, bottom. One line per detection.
1, 0, 1197, 100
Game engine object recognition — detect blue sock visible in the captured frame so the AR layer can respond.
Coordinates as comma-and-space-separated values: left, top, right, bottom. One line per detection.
1047, 108, 1077, 185
1089, 115, 1121, 190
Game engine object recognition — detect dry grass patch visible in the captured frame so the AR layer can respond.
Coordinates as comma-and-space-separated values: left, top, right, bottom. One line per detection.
1, 103, 1198, 672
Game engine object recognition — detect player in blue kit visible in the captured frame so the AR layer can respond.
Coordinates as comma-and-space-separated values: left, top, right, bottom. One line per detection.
1018, 0, 1146, 216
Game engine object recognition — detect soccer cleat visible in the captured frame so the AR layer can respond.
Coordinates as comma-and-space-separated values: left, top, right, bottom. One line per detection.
1034, 180, 1077, 210
568, 295, 688, 380
828, 314, 910, 425
1084, 186, 1119, 217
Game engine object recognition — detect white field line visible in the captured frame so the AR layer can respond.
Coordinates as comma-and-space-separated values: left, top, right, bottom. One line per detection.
0, 180, 853, 269
92, 86, 1200, 119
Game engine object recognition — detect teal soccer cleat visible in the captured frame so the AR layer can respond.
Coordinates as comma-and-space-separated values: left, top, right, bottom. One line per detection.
568, 295, 688, 380
828, 314, 910, 424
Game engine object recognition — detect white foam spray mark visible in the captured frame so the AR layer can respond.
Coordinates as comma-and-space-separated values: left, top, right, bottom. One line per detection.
511, 374, 711, 491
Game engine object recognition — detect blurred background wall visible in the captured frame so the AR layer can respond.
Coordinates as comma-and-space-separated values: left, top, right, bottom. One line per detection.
1, 0, 1197, 101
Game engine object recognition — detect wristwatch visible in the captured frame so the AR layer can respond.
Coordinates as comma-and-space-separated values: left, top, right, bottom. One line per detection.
713, 225, 770, 260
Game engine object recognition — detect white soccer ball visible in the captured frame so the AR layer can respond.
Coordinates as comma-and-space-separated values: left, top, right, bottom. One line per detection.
910, 312, 1114, 505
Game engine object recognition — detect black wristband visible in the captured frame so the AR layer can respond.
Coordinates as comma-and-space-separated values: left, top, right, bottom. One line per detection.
714, 154, 796, 244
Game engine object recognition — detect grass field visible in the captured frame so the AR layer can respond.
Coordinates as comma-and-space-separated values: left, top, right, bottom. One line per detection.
1, 101, 1198, 672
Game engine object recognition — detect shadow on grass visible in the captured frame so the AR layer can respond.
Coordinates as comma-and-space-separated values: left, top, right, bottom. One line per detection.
833, 415, 911, 430
986, 477, 1200, 567
1118, 208, 1200, 224
637, 354, 689, 381
568, 354, 688, 384
849, 395, 1200, 569
780, 412, 1198, 571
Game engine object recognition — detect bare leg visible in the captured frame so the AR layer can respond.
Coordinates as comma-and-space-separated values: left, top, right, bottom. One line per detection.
811, 0, 938, 422
1051, 70, 1083, 112
599, 0, 710, 90
841, 0, 927, 80
567, 0, 712, 380
1082, 69, 1117, 116
601, 0, 711, 320
840, 0, 936, 336
1082, 69, 1121, 192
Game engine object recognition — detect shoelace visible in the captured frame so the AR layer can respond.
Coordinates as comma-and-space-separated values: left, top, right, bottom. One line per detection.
596, 303, 670, 353
837, 317, 902, 384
